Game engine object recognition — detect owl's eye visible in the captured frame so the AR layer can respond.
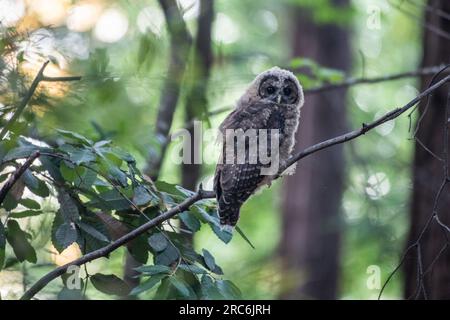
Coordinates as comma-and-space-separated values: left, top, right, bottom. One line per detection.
283, 87, 292, 95
266, 86, 276, 94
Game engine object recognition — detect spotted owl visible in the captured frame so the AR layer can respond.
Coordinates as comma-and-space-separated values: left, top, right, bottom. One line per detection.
214, 67, 304, 231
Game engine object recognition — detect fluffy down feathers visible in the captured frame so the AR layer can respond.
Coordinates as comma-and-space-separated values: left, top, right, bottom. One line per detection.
214, 67, 304, 230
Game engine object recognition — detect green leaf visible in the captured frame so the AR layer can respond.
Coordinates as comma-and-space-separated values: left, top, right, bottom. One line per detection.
22, 170, 39, 190
40, 155, 64, 183
4, 257, 19, 269
168, 276, 190, 297
86, 189, 131, 211
193, 205, 232, 243
178, 263, 207, 274
128, 234, 149, 264
175, 185, 196, 198
59, 161, 77, 182
51, 211, 65, 253
216, 280, 242, 299
74, 168, 97, 189
148, 233, 168, 252
0, 221, 5, 270
155, 181, 187, 198
28, 179, 50, 198
135, 264, 172, 276
93, 140, 111, 149
19, 198, 40, 210
55, 222, 78, 249
77, 221, 109, 242
179, 211, 201, 232
212, 223, 232, 243
105, 146, 135, 164
56, 129, 93, 146
105, 163, 128, 187
22, 169, 49, 197
290, 57, 318, 70
6, 220, 37, 263
57, 192, 79, 222
154, 277, 172, 299
3, 177, 24, 211
90, 274, 131, 296
70, 148, 96, 165
133, 185, 153, 206
317, 67, 344, 82
9, 210, 43, 218
77, 216, 110, 254
3, 145, 39, 161
0, 173, 10, 183
155, 244, 179, 266
137, 33, 157, 68
4, 193, 19, 211
57, 287, 83, 300
201, 275, 224, 300
130, 274, 165, 296
202, 249, 216, 271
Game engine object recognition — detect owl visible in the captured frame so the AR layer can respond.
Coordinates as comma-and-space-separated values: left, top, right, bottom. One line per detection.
214, 67, 304, 232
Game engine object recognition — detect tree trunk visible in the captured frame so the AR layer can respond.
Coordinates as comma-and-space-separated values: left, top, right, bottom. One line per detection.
279, 0, 350, 299
404, 0, 450, 300
181, 0, 214, 240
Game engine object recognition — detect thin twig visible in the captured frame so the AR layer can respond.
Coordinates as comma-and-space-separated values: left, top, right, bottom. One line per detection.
41, 76, 82, 82
304, 64, 448, 94
0, 61, 49, 140
280, 74, 450, 174
0, 151, 40, 204
181, 65, 448, 125
0, 60, 81, 140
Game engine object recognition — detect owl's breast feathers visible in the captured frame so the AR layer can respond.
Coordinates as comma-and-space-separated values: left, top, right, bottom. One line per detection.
214, 102, 299, 228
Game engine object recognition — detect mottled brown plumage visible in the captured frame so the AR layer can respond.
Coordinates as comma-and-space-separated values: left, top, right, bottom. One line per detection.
214, 67, 304, 231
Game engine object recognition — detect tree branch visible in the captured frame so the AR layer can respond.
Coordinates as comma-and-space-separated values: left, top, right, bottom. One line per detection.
41, 75, 82, 82
0, 60, 81, 140
0, 151, 40, 204
184, 64, 449, 124
20, 188, 210, 300
20, 73, 450, 300
303, 64, 448, 94
280, 74, 450, 174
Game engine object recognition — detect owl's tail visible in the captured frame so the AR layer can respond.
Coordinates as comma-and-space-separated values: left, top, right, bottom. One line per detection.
217, 196, 242, 233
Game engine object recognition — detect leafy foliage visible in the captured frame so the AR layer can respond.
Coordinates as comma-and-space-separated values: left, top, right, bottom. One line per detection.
90, 274, 131, 296
0, 24, 243, 295
0, 97, 241, 299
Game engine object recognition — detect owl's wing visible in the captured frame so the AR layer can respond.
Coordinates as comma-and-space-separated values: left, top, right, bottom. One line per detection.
219, 102, 282, 131
214, 162, 262, 226
214, 102, 284, 227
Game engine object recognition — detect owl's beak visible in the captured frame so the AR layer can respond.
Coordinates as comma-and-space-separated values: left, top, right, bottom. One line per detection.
276, 94, 281, 104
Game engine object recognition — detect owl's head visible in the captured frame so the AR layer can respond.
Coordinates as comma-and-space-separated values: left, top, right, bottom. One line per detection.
239, 67, 304, 107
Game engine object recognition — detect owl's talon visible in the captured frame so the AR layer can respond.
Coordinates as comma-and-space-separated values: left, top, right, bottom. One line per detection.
220, 224, 235, 234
